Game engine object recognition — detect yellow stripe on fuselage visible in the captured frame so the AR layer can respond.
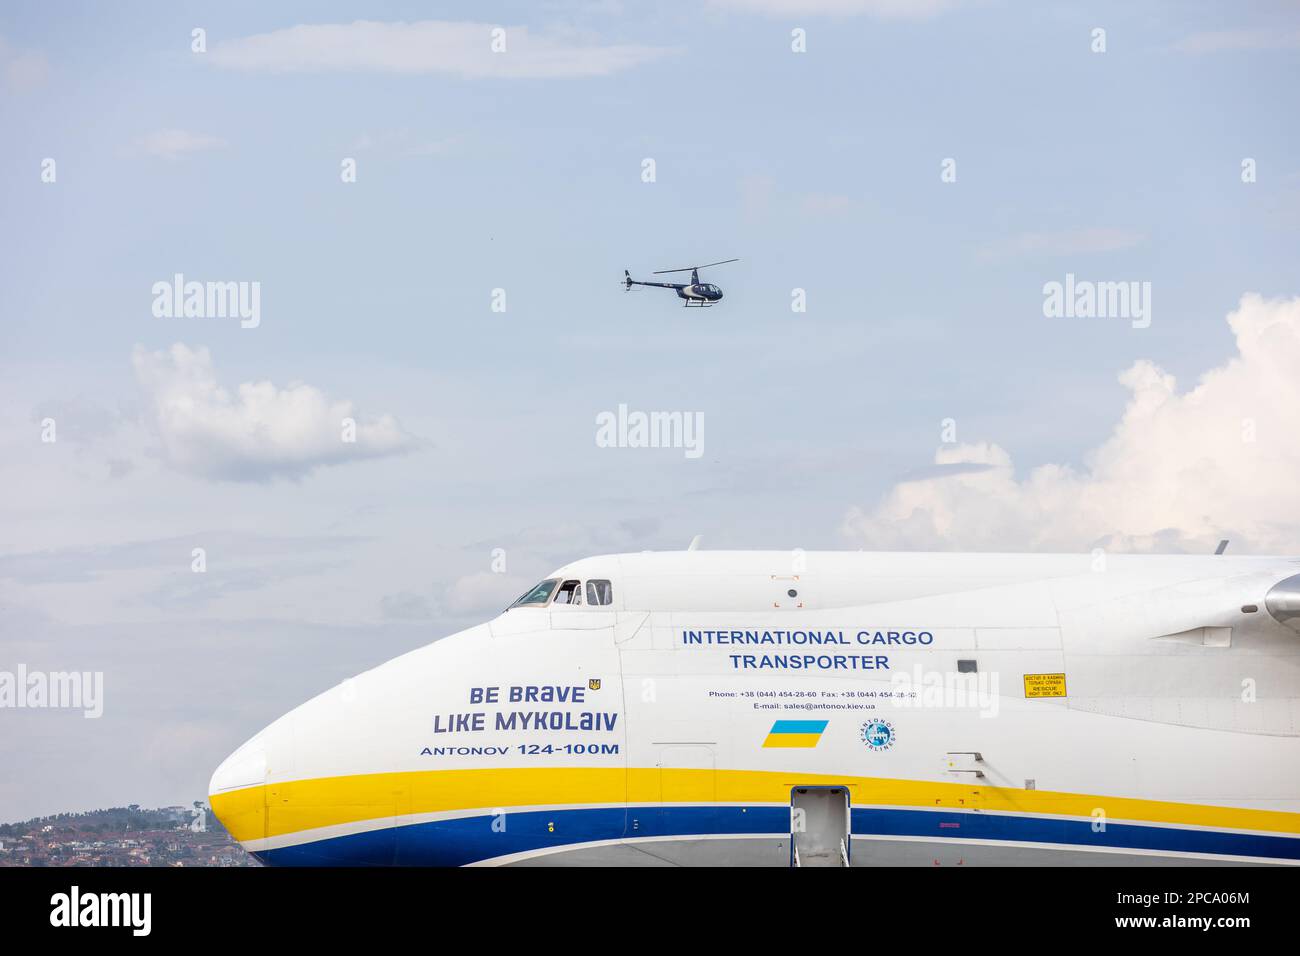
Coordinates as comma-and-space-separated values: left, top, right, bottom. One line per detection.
210, 766, 1300, 846
762, 733, 822, 748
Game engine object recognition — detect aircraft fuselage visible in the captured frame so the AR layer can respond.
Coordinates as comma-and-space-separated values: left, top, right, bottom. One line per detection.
210, 551, 1300, 866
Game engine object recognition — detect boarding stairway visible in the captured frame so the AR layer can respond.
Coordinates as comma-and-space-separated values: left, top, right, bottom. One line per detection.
790, 786, 852, 867
792, 838, 851, 867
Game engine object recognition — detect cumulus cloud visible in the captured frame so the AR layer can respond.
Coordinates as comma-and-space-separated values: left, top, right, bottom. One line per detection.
207, 20, 674, 78
842, 294, 1300, 554
381, 591, 435, 621
137, 129, 227, 160
30, 395, 122, 444
441, 571, 535, 617
0, 531, 359, 585
132, 344, 419, 482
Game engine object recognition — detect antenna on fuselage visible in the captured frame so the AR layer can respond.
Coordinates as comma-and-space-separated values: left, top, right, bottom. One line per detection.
687, 535, 703, 552
1215, 539, 1229, 555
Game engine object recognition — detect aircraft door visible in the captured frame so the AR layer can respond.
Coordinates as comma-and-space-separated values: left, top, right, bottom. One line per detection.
790, 786, 850, 867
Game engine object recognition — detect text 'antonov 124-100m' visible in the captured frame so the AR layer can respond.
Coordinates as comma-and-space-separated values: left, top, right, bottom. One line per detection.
210, 549, 1300, 866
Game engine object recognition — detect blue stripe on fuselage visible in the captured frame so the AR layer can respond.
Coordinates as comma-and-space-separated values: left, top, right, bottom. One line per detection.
252, 804, 1300, 866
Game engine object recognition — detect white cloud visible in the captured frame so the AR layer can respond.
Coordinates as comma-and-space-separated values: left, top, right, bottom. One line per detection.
441, 571, 535, 617
30, 395, 123, 444
138, 129, 227, 160
842, 293, 1300, 554
207, 20, 674, 78
977, 228, 1146, 261
710, 0, 964, 19
132, 344, 419, 482
1174, 30, 1300, 54
381, 591, 435, 620
351, 129, 464, 156
799, 193, 856, 216
0, 35, 50, 92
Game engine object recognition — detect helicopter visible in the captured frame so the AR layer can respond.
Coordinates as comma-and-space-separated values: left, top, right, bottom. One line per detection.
623, 258, 739, 307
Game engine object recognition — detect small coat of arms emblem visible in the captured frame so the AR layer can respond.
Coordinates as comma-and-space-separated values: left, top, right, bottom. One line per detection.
588, 678, 601, 691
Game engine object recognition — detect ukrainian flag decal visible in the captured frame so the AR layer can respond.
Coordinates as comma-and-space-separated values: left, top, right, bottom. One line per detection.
762, 719, 828, 748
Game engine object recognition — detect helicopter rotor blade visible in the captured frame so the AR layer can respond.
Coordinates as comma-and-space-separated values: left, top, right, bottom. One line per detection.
652, 258, 739, 275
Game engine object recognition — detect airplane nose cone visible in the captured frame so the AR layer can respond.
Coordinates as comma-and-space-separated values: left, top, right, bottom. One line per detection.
209, 735, 268, 843
1266, 573, 1300, 630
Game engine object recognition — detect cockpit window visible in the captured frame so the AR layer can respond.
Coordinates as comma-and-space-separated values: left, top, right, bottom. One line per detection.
552, 579, 582, 606
586, 579, 613, 606
510, 579, 559, 608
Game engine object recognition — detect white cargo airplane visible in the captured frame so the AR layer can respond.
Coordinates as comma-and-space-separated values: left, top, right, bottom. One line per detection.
210, 550, 1300, 866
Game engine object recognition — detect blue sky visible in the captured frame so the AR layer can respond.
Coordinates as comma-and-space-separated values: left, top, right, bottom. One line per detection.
1, 0, 1298, 818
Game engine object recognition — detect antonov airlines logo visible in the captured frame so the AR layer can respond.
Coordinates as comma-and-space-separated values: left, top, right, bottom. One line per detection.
762, 719, 827, 748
